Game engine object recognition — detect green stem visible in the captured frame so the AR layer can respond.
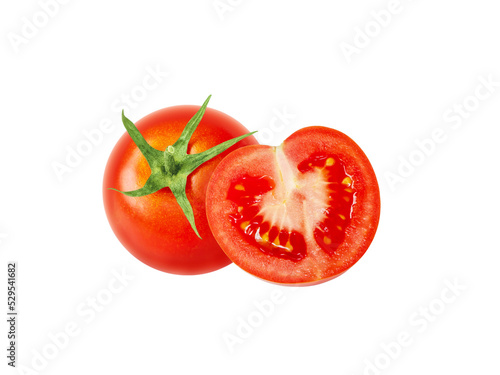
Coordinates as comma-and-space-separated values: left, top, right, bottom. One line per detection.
109, 95, 256, 238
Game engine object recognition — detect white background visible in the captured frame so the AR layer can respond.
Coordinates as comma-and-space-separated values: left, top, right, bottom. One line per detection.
1, 0, 500, 374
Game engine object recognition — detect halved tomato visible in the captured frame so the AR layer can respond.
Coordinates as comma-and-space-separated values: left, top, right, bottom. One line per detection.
206, 126, 380, 286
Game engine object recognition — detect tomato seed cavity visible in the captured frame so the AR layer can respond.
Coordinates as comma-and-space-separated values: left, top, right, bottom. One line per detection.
227, 176, 307, 262
298, 154, 355, 256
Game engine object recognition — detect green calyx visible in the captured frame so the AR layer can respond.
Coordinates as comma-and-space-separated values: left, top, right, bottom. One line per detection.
109, 95, 256, 238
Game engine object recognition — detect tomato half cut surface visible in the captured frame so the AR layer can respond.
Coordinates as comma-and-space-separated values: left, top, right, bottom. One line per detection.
206, 126, 380, 286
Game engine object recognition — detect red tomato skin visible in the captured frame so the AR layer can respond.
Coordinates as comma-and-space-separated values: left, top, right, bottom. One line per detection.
206, 127, 380, 286
103, 105, 258, 275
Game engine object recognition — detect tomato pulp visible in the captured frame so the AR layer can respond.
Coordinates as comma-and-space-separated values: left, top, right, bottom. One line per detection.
103, 105, 258, 275
206, 126, 380, 285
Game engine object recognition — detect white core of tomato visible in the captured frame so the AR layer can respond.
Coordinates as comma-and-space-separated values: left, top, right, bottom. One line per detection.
256, 144, 331, 239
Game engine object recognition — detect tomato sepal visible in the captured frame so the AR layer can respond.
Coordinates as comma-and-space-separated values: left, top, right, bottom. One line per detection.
108, 95, 256, 238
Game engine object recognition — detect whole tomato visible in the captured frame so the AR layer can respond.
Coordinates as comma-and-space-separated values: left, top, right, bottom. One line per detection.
103, 97, 258, 275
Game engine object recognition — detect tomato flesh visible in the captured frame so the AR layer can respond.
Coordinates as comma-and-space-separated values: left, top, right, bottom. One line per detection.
226, 152, 357, 262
